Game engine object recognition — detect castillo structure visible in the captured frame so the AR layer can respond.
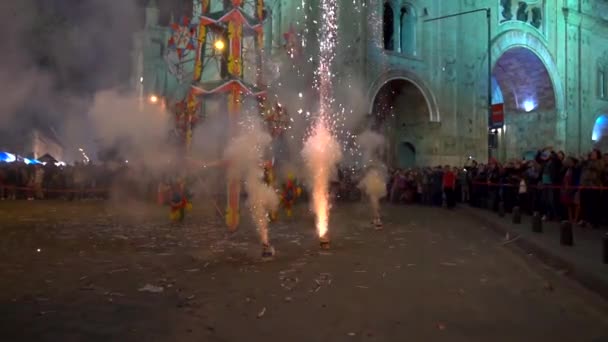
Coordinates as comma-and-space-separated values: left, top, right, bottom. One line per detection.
134, 0, 608, 224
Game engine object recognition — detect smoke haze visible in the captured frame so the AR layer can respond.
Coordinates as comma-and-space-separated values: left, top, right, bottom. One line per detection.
223, 119, 279, 245
356, 130, 387, 218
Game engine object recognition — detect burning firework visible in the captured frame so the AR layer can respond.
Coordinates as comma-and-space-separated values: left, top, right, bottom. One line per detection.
356, 131, 387, 229
358, 168, 387, 229
223, 124, 279, 257
302, 120, 342, 246
301, 0, 341, 248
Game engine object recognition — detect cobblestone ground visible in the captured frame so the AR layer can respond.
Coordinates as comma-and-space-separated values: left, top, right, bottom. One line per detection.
1, 200, 608, 342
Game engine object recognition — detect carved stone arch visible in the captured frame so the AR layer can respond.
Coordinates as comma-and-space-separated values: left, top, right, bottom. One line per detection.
478, 29, 565, 156
367, 69, 439, 122
479, 30, 565, 115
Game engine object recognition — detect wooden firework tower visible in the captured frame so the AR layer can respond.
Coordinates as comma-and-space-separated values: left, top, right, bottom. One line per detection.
175, 0, 267, 231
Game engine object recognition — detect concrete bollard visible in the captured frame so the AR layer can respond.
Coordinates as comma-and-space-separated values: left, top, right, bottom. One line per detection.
512, 206, 522, 224
603, 234, 608, 264
560, 221, 574, 246
532, 212, 543, 233
498, 201, 505, 217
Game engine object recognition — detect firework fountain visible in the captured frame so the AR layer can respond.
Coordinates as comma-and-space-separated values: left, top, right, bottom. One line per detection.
357, 131, 387, 230
302, 121, 342, 249
224, 123, 279, 258
302, 0, 342, 249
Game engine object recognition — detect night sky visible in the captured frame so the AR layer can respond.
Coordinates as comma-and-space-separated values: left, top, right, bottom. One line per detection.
0, 0, 193, 157
4, 0, 192, 93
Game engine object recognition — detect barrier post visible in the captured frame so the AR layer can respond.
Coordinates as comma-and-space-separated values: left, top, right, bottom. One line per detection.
498, 201, 505, 217
512, 206, 522, 224
532, 211, 543, 233
603, 234, 608, 264
559, 221, 574, 246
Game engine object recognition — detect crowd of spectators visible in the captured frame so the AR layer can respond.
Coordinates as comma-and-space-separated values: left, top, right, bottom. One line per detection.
3, 148, 608, 229
384, 148, 608, 228
0, 162, 158, 201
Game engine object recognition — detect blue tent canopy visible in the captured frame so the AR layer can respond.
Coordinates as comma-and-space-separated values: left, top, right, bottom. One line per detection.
0, 152, 42, 164
0, 152, 17, 163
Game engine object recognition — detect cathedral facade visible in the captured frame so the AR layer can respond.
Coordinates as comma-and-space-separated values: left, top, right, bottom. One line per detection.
133, 0, 608, 167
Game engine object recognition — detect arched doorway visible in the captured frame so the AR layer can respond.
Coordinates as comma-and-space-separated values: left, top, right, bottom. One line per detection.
370, 78, 431, 167
397, 142, 416, 168
492, 47, 557, 160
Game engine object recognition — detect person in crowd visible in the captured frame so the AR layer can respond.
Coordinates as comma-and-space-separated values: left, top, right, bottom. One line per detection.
431, 166, 444, 207
561, 157, 581, 225
579, 149, 604, 228
486, 160, 500, 211
169, 180, 187, 222
536, 148, 562, 221
459, 166, 470, 203
601, 153, 608, 226
442, 165, 456, 209
517, 163, 529, 212
0, 164, 6, 200
33, 165, 45, 200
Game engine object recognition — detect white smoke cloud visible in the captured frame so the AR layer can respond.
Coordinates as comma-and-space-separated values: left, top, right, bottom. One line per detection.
301, 120, 343, 238
0, 0, 145, 160
223, 119, 279, 245
86, 89, 173, 164
358, 167, 387, 218
357, 130, 385, 166
356, 130, 387, 218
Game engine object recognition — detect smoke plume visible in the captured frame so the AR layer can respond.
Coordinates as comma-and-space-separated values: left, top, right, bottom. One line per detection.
358, 168, 387, 218
357, 130, 385, 166
356, 130, 387, 218
301, 120, 343, 238
0, 0, 146, 161
223, 120, 279, 245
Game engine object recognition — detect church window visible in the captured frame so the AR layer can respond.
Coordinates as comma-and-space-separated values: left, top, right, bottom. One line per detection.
264, 6, 273, 53
272, 1, 282, 52
383, 2, 394, 51
599, 68, 607, 100
400, 4, 417, 56
598, 52, 608, 101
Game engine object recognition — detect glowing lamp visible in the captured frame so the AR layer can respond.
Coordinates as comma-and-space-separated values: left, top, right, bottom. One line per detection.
592, 115, 608, 141
214, 40, 225, 51
523, 100, 536, 112
149, 95, 159, 104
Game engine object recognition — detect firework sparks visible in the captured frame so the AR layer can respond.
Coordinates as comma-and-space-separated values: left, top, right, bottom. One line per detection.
302, 120, 342, 240
301, 0, 343, 243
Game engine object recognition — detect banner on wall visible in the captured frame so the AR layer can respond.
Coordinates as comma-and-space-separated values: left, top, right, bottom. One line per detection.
490, 103, 504, 129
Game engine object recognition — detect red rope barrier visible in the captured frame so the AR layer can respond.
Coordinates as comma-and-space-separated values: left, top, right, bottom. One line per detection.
0, 185, 109, 193
471, 182, 608, 190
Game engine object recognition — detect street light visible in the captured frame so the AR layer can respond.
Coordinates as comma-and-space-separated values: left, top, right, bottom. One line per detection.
149, 94, 159, 104
424, 8, 492, 157
214, 39, 225, 52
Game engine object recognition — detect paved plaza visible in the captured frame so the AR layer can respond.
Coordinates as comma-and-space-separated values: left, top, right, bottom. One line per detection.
1, 201, 608, 341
